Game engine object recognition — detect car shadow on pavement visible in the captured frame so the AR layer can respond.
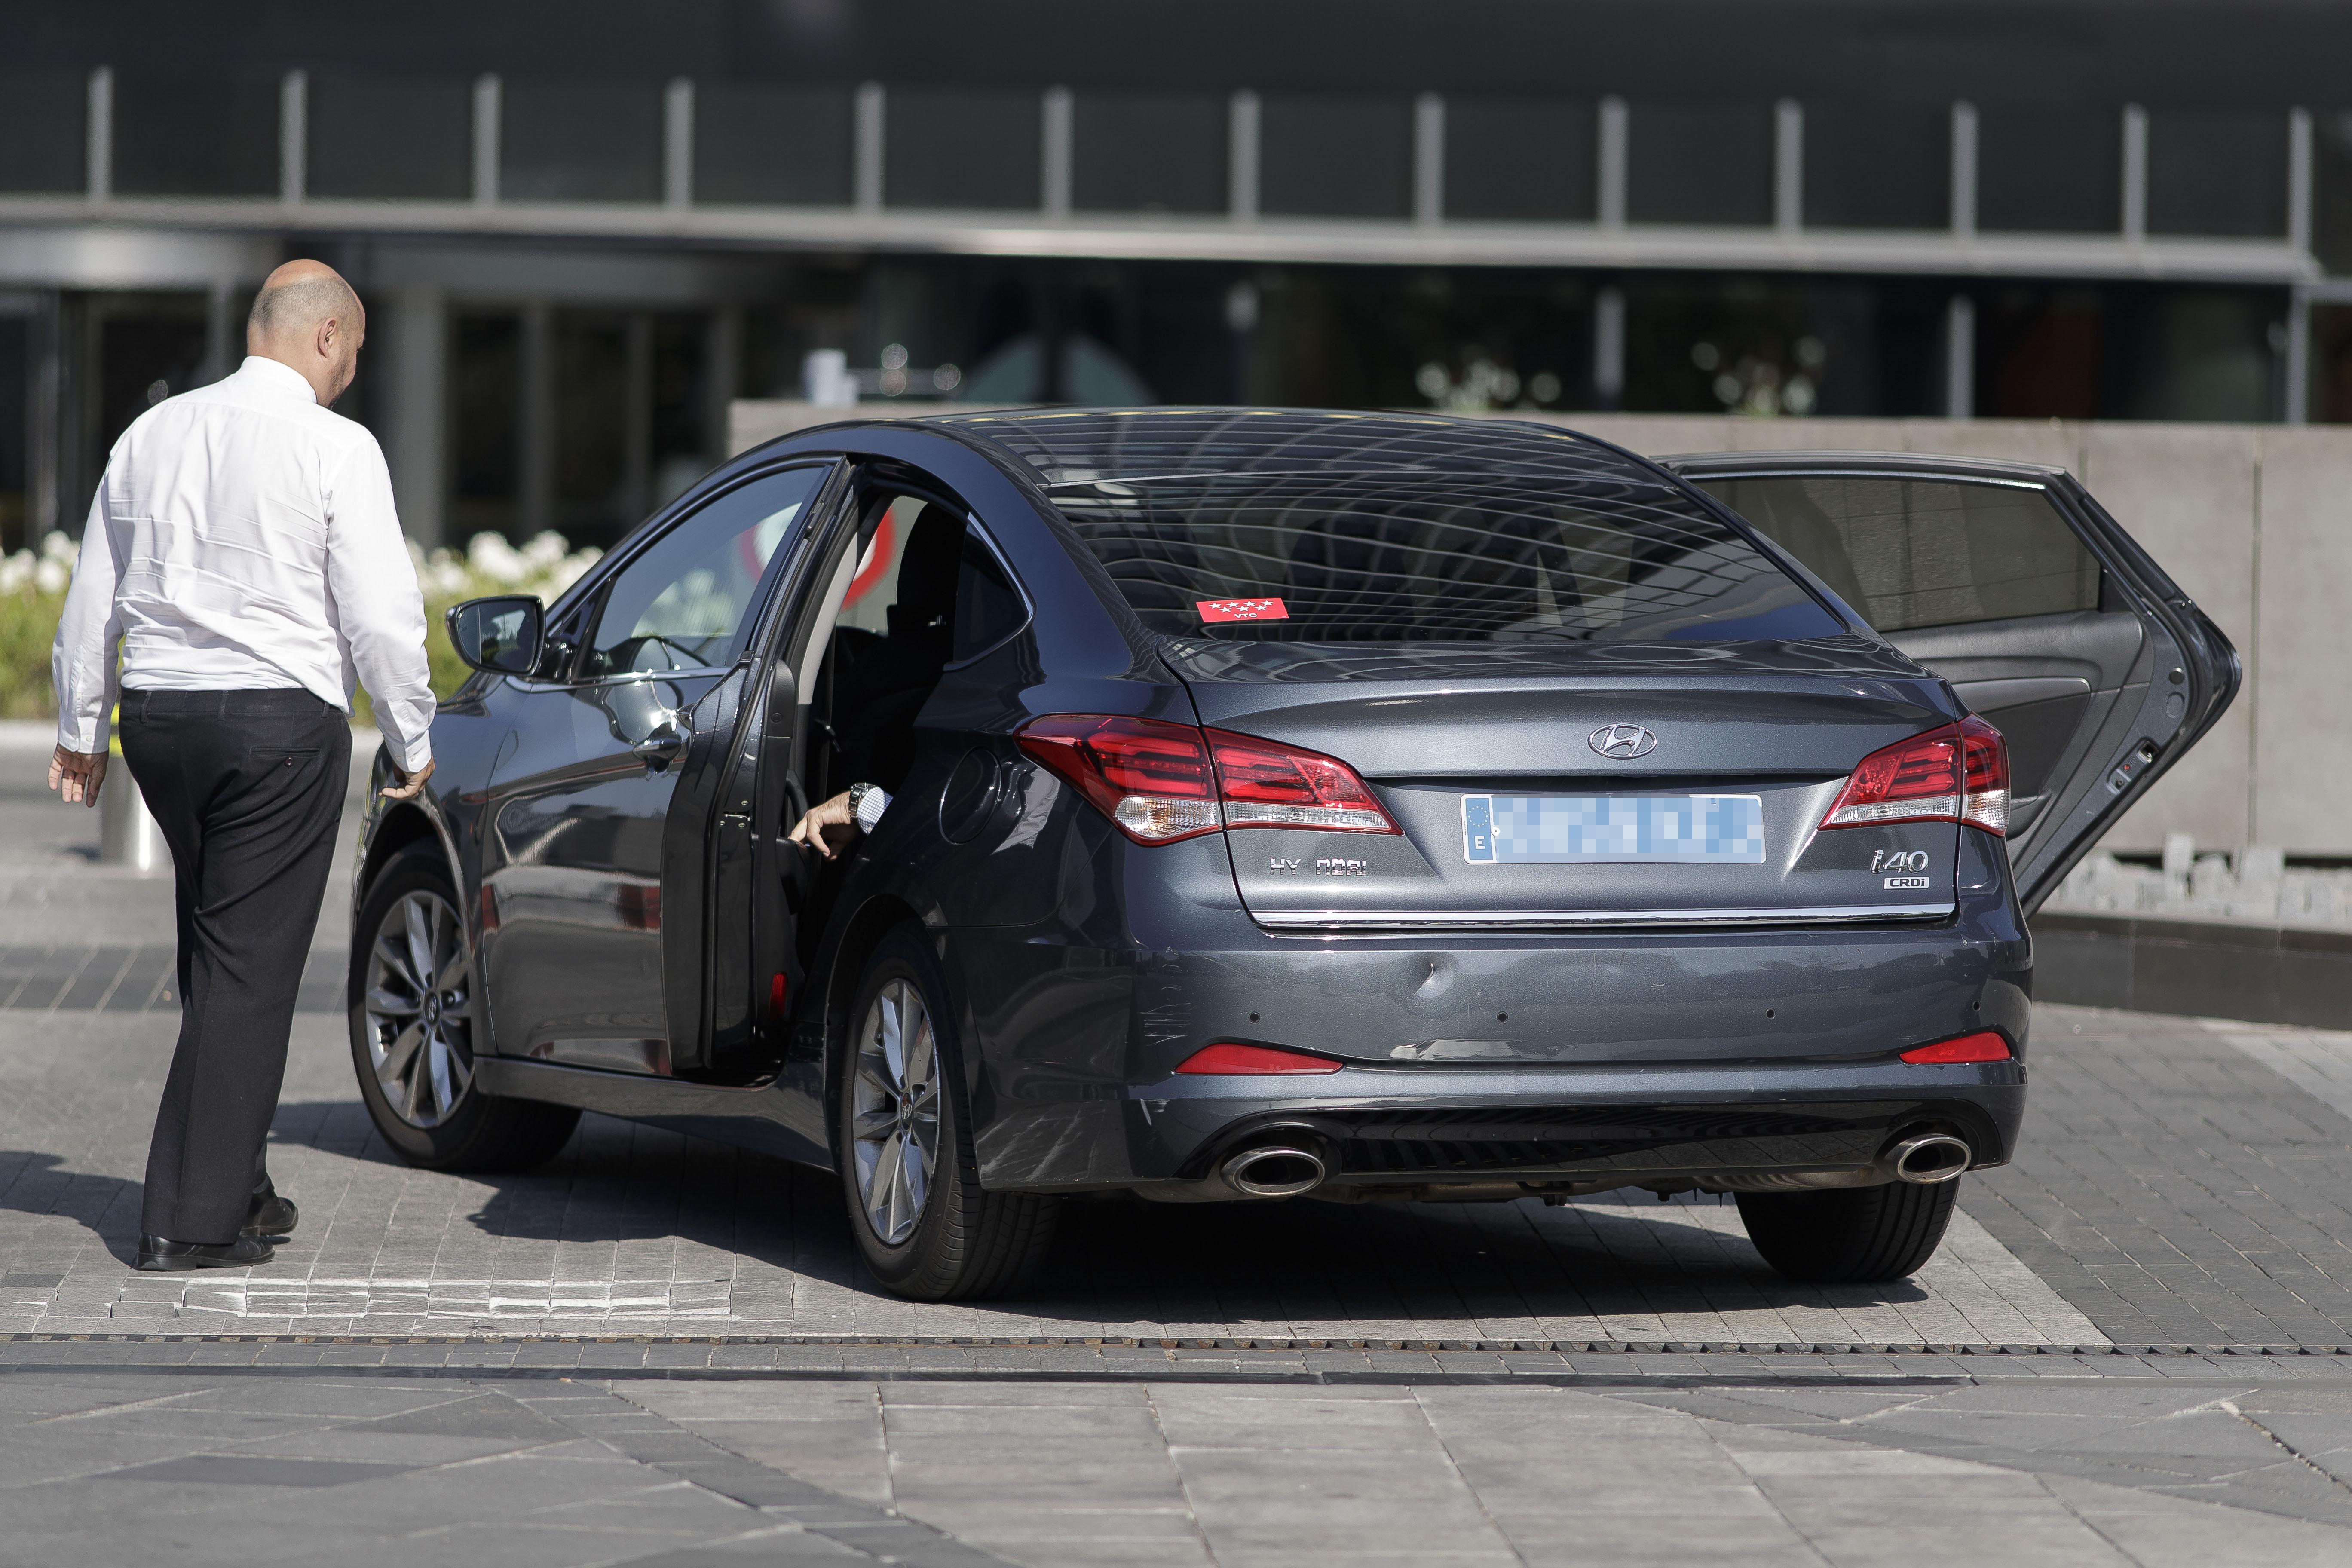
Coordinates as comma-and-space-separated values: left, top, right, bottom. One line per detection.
261, 1102, 1936, 1321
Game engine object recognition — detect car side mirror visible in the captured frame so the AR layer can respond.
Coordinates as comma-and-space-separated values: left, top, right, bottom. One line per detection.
446, 596, 544, 676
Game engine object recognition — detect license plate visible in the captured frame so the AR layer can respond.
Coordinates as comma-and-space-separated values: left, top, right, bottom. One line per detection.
1461, 794, 1766, 865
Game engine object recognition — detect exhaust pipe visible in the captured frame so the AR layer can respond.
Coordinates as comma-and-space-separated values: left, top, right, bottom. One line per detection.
1220, 1144, 1327, 1198
1883, 1132, 1972, 1185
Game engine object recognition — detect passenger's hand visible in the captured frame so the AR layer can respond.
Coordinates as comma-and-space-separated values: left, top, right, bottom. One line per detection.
381, 757, 437, 802
47, 745, 107, 808
789, 791, 861, 861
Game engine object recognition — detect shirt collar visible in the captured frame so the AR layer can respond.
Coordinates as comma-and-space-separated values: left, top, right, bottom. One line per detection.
236, 355, 319, 404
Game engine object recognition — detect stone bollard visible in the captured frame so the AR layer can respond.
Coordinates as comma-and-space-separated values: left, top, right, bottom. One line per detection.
98, 764, 167, 873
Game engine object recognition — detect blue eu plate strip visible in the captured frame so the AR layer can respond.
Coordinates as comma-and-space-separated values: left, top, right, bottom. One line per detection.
1459, 794, 1767, 864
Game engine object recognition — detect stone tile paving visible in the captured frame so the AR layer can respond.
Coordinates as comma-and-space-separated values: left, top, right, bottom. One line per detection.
1969, 1006, 2352, 1349
0, 1011, 2099, 1346
10, 1366, 2352, 1568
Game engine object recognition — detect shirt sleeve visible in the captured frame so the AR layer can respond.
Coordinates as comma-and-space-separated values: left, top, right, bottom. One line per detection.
49, 484, 122, 755
324, 435, 436, 774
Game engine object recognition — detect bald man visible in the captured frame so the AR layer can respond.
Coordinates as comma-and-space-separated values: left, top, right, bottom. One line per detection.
49, 260, 438, 1271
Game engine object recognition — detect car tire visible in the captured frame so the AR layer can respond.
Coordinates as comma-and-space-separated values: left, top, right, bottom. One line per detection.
349, 845, 580, 1172
1735, 1179, 1960, 1283
836, 925, 1058, 1301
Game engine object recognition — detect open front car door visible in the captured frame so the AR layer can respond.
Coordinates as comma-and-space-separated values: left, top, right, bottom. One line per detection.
1669, 452, 2238, 914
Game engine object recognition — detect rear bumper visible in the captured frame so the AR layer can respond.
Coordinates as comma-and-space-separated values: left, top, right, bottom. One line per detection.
952, 846, 2031, 1195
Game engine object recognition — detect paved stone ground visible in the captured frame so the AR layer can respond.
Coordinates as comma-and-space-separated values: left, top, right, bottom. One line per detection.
4, 1363, 2352, 1566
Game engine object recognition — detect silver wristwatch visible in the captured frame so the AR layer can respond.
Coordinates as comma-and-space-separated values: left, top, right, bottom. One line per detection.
848, 781, 891, 833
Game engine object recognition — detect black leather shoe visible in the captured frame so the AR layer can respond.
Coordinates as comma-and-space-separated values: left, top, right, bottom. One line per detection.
135, 1235, 275, 1271
242, 1193, 298, 1238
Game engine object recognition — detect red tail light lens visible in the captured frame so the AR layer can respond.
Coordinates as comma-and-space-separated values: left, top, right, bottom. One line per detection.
1207, 728, 1400, 834
1175, 1042, 1343, 1075
1899, 1031, 2012, 1064
1017, 715, 1398, 845
1820, 717, 2009, 837
1017, 715, 1222, 843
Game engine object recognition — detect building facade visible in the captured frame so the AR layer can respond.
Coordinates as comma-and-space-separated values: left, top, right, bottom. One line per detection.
4, 0, 2352, 551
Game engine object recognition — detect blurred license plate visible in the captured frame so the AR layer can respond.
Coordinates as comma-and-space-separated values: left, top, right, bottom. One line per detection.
1461, 794, 1766, 864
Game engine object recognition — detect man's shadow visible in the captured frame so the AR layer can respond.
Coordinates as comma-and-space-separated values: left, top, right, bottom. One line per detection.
0, 1152, 148, 1266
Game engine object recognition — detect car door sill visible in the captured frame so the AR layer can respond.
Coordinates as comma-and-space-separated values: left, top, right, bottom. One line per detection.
1251, 903, 1957, 932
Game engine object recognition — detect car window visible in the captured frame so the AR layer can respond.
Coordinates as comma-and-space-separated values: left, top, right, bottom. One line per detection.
953, 529, 1026, 660
1697, 475, 2101, 634
1048, 471, 1840, 643
585, 466, 825, 677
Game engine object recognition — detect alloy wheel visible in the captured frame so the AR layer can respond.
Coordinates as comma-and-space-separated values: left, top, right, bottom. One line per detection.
850, 978, 942, 1246
361, 889, 476, 1129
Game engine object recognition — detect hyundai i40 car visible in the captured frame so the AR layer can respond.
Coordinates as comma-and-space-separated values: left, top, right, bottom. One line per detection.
349, 410, 2233, 1300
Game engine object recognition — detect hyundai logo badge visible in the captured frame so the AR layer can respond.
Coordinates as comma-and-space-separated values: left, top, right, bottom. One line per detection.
1588, 723, 1658, 759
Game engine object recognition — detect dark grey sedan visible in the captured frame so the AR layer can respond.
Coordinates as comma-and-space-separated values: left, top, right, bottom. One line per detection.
347, 410, 2233, 1300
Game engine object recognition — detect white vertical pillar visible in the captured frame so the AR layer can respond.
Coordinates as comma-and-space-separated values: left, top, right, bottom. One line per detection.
1774, 99, 1803, 234
1945, 294, 1975, 419
472, 74, 501, 205
29, 293, 60, 537
1229, 91, 1260, 221
86, 67, 112, 201
1041, 86, 1073, 217
704, 307, 741, 462
1412, 93, 1444, 227
2289, 107, 2313, 253
664, 78, 694, 210
387, 288, 447, 547
279, 70, 307, 203
201, 280, 235, 386
1597, 97, 1628, 229
854, 83, 885, 213
519, 302, 553, 536
1950, 101, 1977, 237
2284, 288, 2310, 425
2122, 103, 2147, 240
1593, 286, 1626, 407
623, 314, 652, 519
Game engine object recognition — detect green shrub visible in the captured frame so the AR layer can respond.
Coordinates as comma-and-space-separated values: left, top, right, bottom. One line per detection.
0, 530, 602, 730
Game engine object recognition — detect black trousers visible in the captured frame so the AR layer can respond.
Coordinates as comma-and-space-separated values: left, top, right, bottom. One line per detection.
119, 688, 351, 1243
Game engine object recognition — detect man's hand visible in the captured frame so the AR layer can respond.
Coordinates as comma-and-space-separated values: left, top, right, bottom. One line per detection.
47, 745, 107, 808
380, 757, 436, 802
788, 791, 861, 861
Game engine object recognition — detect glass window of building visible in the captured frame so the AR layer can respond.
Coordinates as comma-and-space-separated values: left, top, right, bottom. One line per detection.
1802, 104, 1948, 229
695, 84, 853, 205
1626, 103, 1773, 226
0, 309, 25, 551
1443, 100, 1595, 222
885, 89, 1040, 210
113, 72, 279, 197
452, 312, 522, 539
500, 79, 664, 203
1978, 107, 2121, 233
2146, 110, 2286, 237
2319, 110, 2352, 276
1072, 93, 1226, 214
308, 75, 470, 200
1259, 95, 1413, 220
0, 70, 85, 193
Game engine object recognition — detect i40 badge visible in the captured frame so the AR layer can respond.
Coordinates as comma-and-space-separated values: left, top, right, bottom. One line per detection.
1871, 848, 1930, 889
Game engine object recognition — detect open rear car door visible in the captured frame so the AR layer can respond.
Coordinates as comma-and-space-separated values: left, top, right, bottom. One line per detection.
1666, 453, 2238, 913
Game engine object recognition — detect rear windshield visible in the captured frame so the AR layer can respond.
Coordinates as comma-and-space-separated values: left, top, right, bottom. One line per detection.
1049, 472, 1842, 643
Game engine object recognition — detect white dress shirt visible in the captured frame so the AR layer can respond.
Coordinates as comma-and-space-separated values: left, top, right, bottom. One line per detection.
52, 355, 435, 772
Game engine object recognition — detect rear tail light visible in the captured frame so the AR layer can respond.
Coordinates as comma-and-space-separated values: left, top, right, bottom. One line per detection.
1899, 1031, 2012, 1064
1017, 714, 1398, 845
1820, 716, 2009, 836
1017, 715, 1222, 842
1207, 728, 1400, 833
1175, 1042, 1343, 1075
